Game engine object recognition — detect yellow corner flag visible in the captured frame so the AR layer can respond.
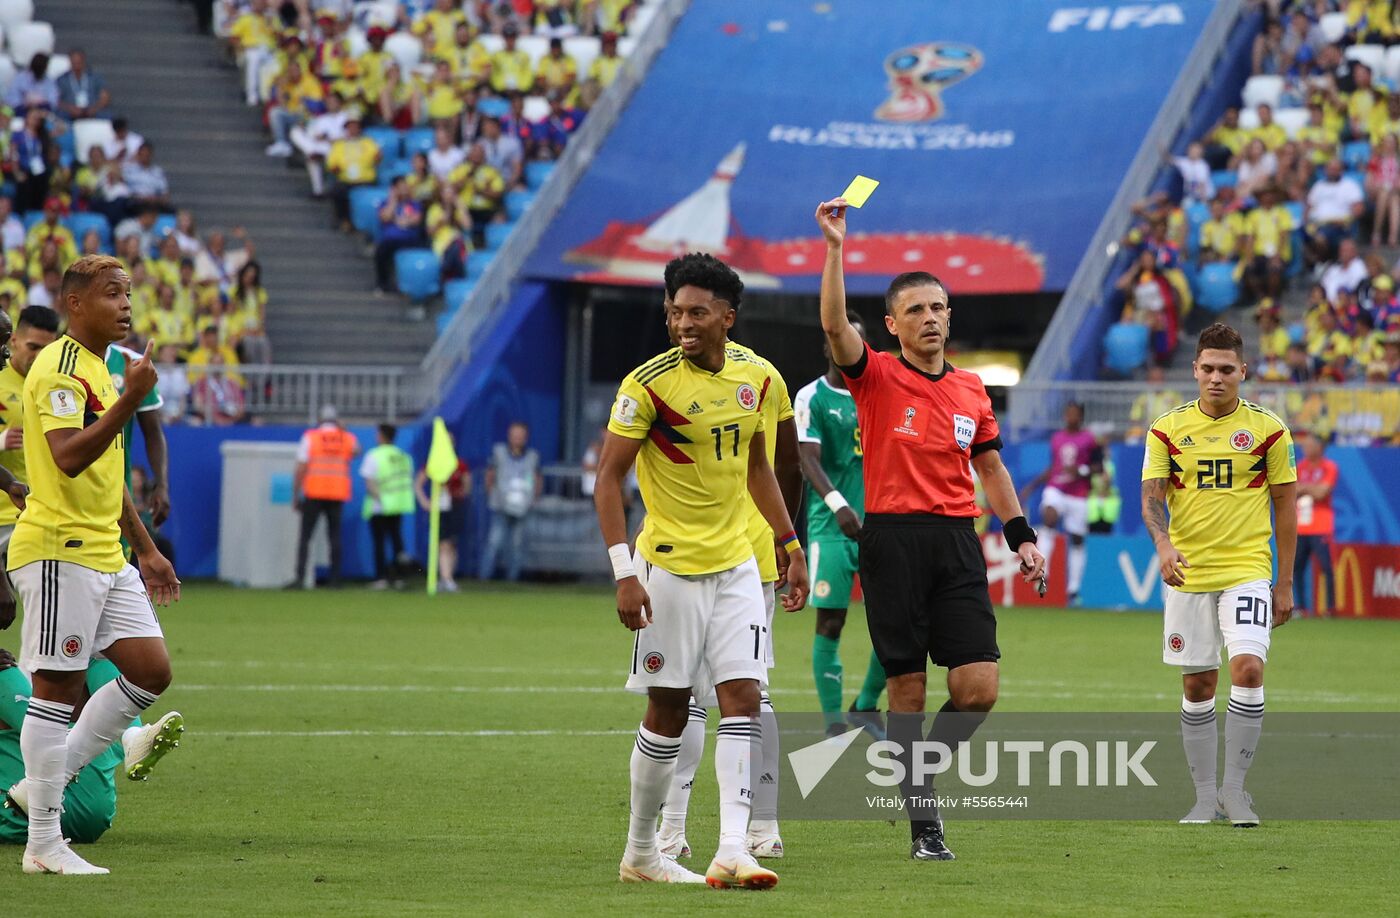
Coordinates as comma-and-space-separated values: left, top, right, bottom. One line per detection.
425, 418, 458, 596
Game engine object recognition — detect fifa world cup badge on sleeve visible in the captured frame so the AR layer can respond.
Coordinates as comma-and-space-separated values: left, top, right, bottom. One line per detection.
51, 389, 79, 417
614, 394, 638, 425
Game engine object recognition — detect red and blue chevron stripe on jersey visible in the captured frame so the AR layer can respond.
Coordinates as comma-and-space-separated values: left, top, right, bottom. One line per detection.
1150, 428, 1186, 489
644, 386, 694, 464
1247, 430, 1285, 488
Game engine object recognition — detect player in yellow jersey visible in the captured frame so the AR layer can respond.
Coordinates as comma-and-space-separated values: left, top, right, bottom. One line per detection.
7, 256, 181, 875
657, 335, 801, 863
1142, 323, 1296, 830
594, 254, 808, 890
0, 307, 62, 625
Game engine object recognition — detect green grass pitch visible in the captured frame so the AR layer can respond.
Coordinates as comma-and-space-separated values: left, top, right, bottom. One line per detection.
6, 583, 1396, 915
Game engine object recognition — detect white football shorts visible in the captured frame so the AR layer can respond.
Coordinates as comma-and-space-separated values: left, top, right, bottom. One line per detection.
692, 580, 775, 708
1162, 578, 1272, 671
625, 555, 767, 697
13, 561, 163, 674
1040, 486, 1089, 537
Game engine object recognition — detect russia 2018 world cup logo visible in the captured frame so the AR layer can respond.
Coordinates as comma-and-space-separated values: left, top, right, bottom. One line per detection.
875, 42, 983, 123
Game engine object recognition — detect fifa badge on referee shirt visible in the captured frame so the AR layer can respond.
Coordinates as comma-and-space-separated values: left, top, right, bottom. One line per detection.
952, 413, 976, 450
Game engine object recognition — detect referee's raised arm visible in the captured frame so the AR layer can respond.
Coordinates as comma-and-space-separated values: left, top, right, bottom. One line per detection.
816, 199, 864, 367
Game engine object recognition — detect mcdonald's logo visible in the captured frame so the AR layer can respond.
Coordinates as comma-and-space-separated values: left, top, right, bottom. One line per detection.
1333, 547, 1366, 617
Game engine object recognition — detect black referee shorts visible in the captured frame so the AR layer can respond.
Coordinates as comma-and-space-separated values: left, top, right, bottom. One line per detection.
859, 514, 999, 677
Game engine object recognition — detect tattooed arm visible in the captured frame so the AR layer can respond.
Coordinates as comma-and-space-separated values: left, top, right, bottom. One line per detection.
1142, 477, 1188, 587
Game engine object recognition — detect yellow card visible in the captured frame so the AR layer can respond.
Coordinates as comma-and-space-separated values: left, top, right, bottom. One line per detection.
840, 175, 880, 208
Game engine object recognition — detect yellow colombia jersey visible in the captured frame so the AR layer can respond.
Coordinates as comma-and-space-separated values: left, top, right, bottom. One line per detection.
0, 364, 25, 527
730, 343, 794, 583
608, 346, 772, 576
1143, 399, 1296, 593
8, 337, 126, 574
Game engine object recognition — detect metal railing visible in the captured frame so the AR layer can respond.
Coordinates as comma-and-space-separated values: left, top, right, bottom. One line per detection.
418, 0, 691, 397
1023, 0, 1245, 383
162, 363, 426, 425
1008, 381, 1400, 443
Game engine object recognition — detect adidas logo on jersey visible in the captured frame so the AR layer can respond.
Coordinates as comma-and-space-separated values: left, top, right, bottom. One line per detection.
1179, 436, 1194, 447
686, 401, 704, 415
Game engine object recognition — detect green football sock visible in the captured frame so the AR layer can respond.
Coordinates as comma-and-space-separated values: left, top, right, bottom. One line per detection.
813, 633, 844, 727
854, 650, 887, 711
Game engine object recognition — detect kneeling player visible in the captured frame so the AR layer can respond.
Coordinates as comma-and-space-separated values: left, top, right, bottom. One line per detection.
1142, 324, 1296, 827
594, 254, 808, 889
0, 648, 184, 845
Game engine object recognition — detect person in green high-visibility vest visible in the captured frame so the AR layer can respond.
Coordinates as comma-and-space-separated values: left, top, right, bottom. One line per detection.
1087, 452, 1121, 534
360, 423, 416, 590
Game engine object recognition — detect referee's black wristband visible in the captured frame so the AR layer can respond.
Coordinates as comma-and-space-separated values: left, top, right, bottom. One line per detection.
1004, 516, 1037, 552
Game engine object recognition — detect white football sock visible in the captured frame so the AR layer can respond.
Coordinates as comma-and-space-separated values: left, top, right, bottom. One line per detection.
659, 701, 706, 837
624, 724, 680, 864
1223, 686, 1264, 792
1179, 695, 1217, 801
65, 675, 158, 782
714, 716, 759, 858
21, 699, 73, 853
1068, 540, 1087, 596
751, 691, 780, 826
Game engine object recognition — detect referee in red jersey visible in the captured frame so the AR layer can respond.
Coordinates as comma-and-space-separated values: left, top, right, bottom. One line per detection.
815, 198, 1046, 861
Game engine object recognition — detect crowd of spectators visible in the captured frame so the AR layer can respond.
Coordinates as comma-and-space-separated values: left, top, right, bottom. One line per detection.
220, 0, 642, 294
1108, 1, 1400, 386
0, 16, 268, 425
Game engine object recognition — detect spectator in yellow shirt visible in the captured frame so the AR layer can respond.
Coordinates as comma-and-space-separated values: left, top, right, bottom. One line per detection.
229, 0, 278, 105
1369, 93, 1400, 145
1241, 184, 1293, 302
1125, 365, 1184, 441
423, 59, 465, 128
327, 113, 382, 231
414, 0, 469, 59
587, 31, 623, 89
24, 198, 77, 267
266, 59, 326, 158
141, 282, 196, 352
150, 233, 183, 289
1250, 103, 1288, 151
1296, 101, 1339, 167
490, 24, 535, 94
450, 144, 506, 250
535, 38, 579, 99
128, 259, 156, 328
356, 27, 396, 108
187, 325, 245, 385
1199, 196, 1245, 263
1205, 106, 1247, 169
229, 260, 271, 365
447, 22, 492, 85
1347, 64, 1386, 139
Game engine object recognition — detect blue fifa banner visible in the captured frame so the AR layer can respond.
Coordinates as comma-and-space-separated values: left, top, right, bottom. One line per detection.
526, 0, 1213, 295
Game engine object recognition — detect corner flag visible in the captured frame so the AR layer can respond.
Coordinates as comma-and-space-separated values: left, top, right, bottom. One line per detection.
426, 418, 458, 595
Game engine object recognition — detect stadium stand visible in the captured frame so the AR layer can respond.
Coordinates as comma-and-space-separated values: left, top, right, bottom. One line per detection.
1104, 0, 1400, 397
216, 0, 646, 304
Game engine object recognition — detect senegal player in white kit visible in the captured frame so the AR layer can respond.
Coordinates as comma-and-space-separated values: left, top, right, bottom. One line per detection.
1142, 323, 1297, 828
594, 254, 808, 890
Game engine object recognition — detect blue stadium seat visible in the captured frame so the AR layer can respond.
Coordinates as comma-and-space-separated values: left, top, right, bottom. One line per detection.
483, 221, 513, 251
22, 211, 45, 232
1104, 323, 1149, 376
1195, 262, 1239, 313
1210, 170, 1237, 189
505, 189, 536, 221
364, 126, 401, 158
1345, 170, 1367, 194
350, 185, 389, 237
436, 310, 456, 336
525, 160, 555, 189
1287, 321, 1306, 344
1343, 140, 1371, 170
66, 212, 112, 249
152, 213, 178, 242
377, 157, 412, 185
1284, 201, 1306, 277
443, 277, 475, 312
465, 251, 494, 280
56, 130, 76, 168
1185, 200, 1210, 228
402, 127, 435, 158
394, 247, 441, 301
478, 97, 510, 119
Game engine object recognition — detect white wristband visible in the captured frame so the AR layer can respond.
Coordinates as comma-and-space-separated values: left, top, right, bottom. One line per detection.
824, 490, 850, 514
608, 543, 636, 581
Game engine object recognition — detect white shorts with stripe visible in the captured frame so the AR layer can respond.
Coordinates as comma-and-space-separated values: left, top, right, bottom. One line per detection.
625, 555, 767, 697
1162, 579, 1272, 671
13, 561, 164, 674
693, 580, 775, 708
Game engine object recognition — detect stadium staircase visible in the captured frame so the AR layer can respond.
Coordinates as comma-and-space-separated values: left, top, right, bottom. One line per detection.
40, 0, 436, 366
